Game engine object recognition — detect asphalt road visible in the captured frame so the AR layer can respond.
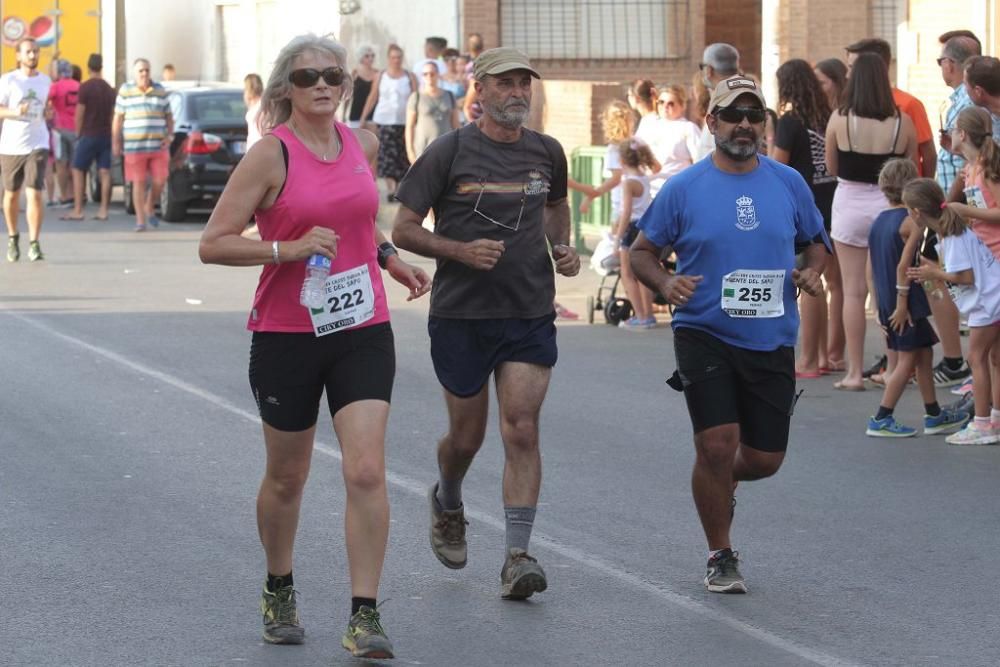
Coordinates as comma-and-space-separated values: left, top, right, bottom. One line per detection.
2, 202, 999, 666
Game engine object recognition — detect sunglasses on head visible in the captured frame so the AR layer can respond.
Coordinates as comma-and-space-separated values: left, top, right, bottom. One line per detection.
288, 67, 345, 88
714, 106, 766, 124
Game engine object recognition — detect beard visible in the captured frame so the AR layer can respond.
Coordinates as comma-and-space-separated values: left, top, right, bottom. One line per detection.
483, 98, 530, 129
716, 130, 762, 161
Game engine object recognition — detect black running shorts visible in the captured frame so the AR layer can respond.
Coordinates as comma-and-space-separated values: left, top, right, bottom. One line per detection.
672, 326, 796, 453
248, 323, 395, 432
428, 314, 558, 398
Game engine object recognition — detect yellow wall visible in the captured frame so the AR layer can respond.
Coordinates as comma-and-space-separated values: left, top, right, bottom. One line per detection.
1, 0, 101, 76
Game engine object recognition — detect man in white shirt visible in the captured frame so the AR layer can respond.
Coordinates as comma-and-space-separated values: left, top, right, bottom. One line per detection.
0, 37, 52, 262
693, 43, 741, 162
412, 36, 448, 77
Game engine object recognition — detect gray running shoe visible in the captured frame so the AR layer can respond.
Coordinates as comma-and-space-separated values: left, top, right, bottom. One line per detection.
28, 241, 43, 262
704, 548, 747, 594
260, 584, 304, 644
342, 605, 394, 659
429, 484, 468, 569
7, 235, 19, 262
500, 547, 548, 600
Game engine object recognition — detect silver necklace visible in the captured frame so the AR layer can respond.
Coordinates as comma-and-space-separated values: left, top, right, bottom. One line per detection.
289, 119, 337, 160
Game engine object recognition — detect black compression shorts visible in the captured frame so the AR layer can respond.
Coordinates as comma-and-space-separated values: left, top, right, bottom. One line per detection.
248, 323, 395, 431
672, 327, 797, 453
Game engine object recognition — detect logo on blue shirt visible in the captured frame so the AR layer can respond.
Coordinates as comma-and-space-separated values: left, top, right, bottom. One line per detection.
735, 195, 759, 231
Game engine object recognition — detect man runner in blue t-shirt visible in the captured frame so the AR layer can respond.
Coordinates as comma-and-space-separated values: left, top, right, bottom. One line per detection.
630, 77, 830, 594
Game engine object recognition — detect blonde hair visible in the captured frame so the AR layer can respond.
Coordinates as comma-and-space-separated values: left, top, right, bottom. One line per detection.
259, 33, 350, 132
955, 106, 1000, 182
877, 158, 918, 205
601, 100, 635, 143
902, 178, 967, 238
661, 84, 687, 107
617, 139, 657, 173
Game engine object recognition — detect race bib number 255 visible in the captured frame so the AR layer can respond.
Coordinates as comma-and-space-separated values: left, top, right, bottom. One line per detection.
721, 269, 785, 318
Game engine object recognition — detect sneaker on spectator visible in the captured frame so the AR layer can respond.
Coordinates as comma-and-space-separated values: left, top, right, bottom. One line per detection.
950, 378, 974, 396
923, 409, 970, 435
945, 421, 1000, 446
621, 316, 656, 331
933, 359, 972, 387
943, 391, 974, 421
866, 415, 917, 438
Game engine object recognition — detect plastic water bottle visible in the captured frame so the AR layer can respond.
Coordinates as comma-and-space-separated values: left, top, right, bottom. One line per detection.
299, 254, 331, 309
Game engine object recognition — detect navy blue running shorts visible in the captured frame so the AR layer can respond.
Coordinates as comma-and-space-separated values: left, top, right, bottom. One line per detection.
880, 316, 938, 352
672, 326, 796, 453
428, 313, 558, 397
248, 323, 395, 432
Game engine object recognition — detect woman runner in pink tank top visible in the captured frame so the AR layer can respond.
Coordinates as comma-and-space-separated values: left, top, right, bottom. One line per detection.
198, 33, 430, 660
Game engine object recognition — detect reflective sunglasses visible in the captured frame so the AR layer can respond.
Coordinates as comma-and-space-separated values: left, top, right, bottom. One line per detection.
288, 67, 345, 88
714, 106, 767, 124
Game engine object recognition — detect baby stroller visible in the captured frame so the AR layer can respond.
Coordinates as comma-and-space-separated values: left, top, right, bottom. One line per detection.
586, 232, 676, 325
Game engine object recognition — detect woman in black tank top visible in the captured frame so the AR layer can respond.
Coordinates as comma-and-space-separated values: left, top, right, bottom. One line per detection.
825, 53, 918, 390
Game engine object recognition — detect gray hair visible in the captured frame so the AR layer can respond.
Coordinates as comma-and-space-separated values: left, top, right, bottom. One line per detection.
943, 36, 981, 66
703, 43, 740, 76
259, 33, 350, 132
355, 44, 375, 62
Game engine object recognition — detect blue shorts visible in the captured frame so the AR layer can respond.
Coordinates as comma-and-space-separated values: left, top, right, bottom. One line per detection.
72, 135, 112, 171
428, 314, 558, 397
880, 316, 938, 352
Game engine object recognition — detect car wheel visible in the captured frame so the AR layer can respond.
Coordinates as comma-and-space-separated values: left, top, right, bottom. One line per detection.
88, 165, 100, 203
159, 180, 187, 222
124, 181, 135, 215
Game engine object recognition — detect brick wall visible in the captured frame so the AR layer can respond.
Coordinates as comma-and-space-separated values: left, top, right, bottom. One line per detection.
705, 0, 763, 76
462, 0, 500, 52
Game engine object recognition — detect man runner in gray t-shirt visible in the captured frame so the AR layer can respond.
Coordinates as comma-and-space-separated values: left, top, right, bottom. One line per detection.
393, 47, 580, 600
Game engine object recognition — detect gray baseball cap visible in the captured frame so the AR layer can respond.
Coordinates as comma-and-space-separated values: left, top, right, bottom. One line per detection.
473, 47, 540, 80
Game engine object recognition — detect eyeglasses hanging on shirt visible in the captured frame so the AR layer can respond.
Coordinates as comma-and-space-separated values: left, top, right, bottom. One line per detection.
473, 178, 527, 231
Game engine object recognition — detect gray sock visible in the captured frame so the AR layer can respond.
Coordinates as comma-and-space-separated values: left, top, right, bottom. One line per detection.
435, 478, 463, 510
504, 506, 536, 553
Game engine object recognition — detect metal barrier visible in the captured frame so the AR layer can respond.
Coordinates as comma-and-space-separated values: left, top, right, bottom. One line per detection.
570, 146, 613, 253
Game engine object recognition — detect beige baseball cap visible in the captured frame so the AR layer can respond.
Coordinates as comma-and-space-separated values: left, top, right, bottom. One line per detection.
473, 47, 540, 80
710, 76, 767, 110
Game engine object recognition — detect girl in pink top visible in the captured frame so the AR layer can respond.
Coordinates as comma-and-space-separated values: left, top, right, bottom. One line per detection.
198, 33, 429, 660
948, 106, 1000, 259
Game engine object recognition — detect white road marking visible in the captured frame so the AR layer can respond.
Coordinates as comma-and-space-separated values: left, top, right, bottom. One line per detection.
9, 311, 857, 667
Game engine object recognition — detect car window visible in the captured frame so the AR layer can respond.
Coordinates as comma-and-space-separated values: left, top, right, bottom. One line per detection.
189, 94, 246, 123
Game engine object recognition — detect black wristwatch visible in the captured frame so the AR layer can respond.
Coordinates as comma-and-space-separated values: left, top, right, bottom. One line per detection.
377, 242, 398, 269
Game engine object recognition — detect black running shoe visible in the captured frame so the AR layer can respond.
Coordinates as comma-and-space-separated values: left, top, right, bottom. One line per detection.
862, 355, 887, 379
704, 548, 747, 594
933, 359, 972, 387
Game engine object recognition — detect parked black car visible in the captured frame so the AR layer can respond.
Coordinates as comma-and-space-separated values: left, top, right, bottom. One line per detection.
158, 86, 248, 221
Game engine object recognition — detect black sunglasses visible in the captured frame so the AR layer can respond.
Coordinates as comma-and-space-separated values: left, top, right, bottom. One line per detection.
288, 67, 345, 88
714, 106, 767, 124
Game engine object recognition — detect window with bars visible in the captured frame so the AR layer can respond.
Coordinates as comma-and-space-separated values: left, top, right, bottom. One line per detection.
871, 0, 903, 60
499, 0, 690, 60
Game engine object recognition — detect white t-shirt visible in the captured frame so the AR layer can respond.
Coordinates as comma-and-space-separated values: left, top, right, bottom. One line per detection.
0, 70, 51, 155
245, 99, 261, 149
941, 228, 1000, 326
623, 173, 651, 220
637, 115, 701, 196
693, 118, 715, 162
604, 143, 622, 216
372, 72, 413, 126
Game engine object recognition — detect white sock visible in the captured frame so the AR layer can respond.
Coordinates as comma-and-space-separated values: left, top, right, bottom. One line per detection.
975, 416, 991, 427
991, 408, 1000, 422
